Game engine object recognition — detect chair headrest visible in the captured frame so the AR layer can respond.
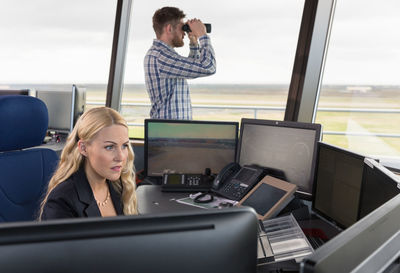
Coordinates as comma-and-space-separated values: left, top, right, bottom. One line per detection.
0, 96, 48, 152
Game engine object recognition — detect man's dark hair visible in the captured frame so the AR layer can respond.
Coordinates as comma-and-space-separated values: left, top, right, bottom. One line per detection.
152, 7, 185, 38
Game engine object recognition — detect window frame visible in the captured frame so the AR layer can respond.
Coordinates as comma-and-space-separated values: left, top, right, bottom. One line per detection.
106, 0, 336, 126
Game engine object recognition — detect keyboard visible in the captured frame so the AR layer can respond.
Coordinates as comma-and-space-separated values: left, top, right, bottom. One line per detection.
306, 235, 327, 249
302, 227, 329, 249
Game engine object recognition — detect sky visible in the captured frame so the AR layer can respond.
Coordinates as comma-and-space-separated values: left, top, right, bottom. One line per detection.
0, 0, 399, 85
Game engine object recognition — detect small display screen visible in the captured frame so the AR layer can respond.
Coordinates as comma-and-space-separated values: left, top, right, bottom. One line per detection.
235, 168, 257, 185
242, 183, 286, 215
165, 174, 182, 185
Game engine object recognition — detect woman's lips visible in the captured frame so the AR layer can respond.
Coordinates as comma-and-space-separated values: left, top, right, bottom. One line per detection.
111, 166, 121, 172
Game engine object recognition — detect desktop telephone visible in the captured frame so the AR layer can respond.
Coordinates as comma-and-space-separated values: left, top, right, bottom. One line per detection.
211, 163, 268, 201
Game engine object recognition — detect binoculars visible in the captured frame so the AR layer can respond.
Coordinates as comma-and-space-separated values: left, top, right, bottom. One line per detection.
182, 23, 212, 33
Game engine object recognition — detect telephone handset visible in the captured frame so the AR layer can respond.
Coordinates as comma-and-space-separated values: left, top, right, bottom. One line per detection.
212, 162, 241, 190
212, 162, 267, 201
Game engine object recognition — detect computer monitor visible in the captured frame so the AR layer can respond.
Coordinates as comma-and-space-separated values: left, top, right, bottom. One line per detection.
312, 142, 366, 229
300, 191, 400, 273
36, 85, 85, 134
358, 158, 400, 219
0, 89, 29, 96
73, 85, 86, 126
0, 207, 258, 273
144, 119, 239, 178
237, 118, 321, 200
350, 229, 400, 273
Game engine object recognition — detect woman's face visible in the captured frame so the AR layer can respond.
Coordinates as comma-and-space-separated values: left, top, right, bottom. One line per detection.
81, 124, 130, 182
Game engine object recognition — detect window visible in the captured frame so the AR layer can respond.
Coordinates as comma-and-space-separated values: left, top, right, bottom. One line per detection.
0, 0, 117, 107
316, 0, 400, 167
122, 0, 304, 138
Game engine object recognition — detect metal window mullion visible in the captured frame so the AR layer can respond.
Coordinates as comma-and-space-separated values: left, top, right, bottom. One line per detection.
298, 0, 336, 123
106, 0, 132, 111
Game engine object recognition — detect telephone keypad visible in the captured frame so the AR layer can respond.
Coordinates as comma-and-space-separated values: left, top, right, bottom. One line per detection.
187, 175, 201, 186
221, 181, 248, 200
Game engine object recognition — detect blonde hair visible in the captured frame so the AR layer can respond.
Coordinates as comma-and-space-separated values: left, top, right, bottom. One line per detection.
39, 107, 137, 219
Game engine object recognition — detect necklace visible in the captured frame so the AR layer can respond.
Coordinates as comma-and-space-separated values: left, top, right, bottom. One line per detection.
96, 190, 110, 207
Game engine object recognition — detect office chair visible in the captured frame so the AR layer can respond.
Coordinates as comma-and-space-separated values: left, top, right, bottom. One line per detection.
0, 95, 58, 222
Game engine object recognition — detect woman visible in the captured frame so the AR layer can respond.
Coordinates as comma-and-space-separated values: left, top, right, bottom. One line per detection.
39, 107, 137, 220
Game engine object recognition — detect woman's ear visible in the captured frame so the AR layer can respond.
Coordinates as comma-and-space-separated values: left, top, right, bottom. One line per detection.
78, 140, 87, 157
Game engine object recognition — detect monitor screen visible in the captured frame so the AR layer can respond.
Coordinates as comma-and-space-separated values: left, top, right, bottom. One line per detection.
312, 142, 366, 228
36, 85, 85, 134
300, 192, 400, 273
36, 89, 74, 133
0, 89, 29, 96
358, 158, 400, 219
237, 118, 321, 199
145, 119, 238, 178
0, 207, 258, 273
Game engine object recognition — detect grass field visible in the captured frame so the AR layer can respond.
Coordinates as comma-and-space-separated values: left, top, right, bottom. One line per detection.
83, 83, 400, 158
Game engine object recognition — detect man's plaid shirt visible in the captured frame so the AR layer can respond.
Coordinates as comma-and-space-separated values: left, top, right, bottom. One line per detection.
144, 35, 216, 119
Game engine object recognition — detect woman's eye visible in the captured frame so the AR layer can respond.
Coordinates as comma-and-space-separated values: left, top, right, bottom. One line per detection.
105, 145, 113, 150
122, 144, 129, 149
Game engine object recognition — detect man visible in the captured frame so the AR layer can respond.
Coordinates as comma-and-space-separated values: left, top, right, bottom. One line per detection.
144, 7, 216, 119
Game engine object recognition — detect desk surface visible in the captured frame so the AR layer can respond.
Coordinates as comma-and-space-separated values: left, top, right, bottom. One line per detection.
137, 185, 204, 214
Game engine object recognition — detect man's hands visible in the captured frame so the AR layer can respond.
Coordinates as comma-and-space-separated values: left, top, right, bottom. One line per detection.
187, 19, 207, 45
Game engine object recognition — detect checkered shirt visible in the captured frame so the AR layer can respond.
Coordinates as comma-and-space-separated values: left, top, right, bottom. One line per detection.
144, 35, 216, 119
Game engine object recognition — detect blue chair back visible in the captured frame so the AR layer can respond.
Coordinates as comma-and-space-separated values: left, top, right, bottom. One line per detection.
0, 95, 58, 222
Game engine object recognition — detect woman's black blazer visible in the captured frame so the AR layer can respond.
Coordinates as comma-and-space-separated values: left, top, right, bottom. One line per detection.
41, 167, 124, 220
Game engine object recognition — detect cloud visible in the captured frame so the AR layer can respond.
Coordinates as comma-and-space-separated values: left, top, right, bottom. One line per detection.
1, 0, 399, 84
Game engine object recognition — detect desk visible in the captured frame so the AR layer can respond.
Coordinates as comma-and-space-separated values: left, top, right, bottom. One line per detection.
137, 185, 341, 273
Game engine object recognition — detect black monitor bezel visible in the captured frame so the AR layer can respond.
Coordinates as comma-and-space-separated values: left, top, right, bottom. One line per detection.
144, 119, 239, 179
311, 141, 367, 229
237, 118, 322, 200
